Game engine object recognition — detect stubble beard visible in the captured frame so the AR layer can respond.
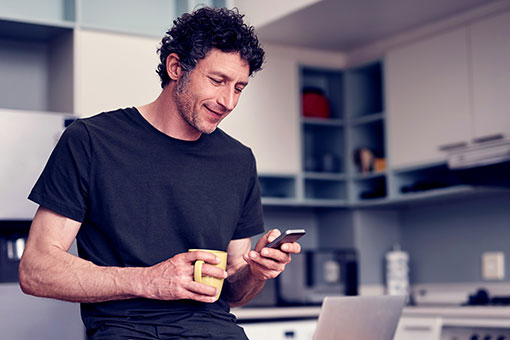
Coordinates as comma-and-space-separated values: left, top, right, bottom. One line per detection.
173, 73, 217, 135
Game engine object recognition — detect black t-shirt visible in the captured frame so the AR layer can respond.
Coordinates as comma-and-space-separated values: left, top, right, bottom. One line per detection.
29, 107, 265, 337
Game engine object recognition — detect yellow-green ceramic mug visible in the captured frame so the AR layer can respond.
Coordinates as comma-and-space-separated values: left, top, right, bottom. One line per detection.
188, 249, 227, 302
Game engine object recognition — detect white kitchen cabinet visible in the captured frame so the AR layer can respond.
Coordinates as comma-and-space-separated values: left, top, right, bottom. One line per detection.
386, 11, 510, 170
220, 49, 301, 175
0, 109, 70, 219
386, 27, 471, 169
470, 11, 510, 141
240, 320, 317, 340
75, 30, 162, 117
393, 316, 442, 340
0, 283, 85, 340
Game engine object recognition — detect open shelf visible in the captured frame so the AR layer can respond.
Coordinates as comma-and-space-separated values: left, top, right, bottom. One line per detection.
351, 112, 384, 126
345, 61, 384, 118
303, 124, 345, 174
305, 178, 347, 201
258, 175, 296, 200
352, 171, 387, 180
0, 20, 74, 112
350, 119, 386, 174
304, 172, 347, 181
392, 163, 467, 198
301, 117, 344, 127
0, 221, 30, 283
352, 175, 387, 201
298, 61, 386, 205
300, 66, 344, 120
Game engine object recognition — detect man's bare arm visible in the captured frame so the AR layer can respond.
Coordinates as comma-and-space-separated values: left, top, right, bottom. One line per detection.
223, 238, 265, 307
223, 230, 301, 308
19, 206, 224, 303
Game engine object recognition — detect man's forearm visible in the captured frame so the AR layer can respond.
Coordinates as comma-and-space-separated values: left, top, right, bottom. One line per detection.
223, 264, 266, 308
19, 247, 146, 303
20, 206, 224, 304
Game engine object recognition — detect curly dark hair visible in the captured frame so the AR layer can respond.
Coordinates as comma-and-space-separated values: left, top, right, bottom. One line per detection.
156, 7, 265, 88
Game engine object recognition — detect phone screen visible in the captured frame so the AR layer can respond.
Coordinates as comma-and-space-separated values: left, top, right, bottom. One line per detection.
267, 229, 306, 249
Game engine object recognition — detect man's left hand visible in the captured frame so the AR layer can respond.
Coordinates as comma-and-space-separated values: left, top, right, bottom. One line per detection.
242, 229, 302, 281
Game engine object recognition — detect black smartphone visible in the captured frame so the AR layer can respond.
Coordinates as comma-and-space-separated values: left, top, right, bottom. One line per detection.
266, 229, 306, 249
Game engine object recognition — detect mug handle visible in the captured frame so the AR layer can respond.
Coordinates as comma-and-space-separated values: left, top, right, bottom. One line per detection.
194, 260, 204, 283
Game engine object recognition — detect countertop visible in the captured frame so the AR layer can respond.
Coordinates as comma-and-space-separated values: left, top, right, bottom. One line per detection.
403, 306, 510, 328
232, 306, 322, 321
232, 305, 510, 326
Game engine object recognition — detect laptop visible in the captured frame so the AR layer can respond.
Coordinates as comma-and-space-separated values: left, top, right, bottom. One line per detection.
313, 295, 406, 340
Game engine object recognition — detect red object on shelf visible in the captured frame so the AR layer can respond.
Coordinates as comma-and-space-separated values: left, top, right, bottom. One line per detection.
302, 91, 331, 118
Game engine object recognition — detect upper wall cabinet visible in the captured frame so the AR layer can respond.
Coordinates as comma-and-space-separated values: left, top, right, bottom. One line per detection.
75, 30, 161, 116
470, 11, 510, 141
386, 10, 510, 169
385, 27, 471, 169
220, 50, 300, 175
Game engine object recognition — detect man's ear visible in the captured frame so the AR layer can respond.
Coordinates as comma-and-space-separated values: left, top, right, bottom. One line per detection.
166, 53, 182, 81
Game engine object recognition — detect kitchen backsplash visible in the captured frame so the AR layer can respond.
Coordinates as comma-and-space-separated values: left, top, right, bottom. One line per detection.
261, 190, 510, 288
400, 191, 510, 284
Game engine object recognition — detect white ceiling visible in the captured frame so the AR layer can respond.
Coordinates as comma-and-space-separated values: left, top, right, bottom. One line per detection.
255, 0, 498, 51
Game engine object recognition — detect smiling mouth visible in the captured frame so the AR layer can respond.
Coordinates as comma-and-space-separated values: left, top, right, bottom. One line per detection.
204, 105, 226, 117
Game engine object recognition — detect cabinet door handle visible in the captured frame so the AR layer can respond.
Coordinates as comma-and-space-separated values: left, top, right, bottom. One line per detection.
438, 141, 467, 151
284, 330, 296, 338
403, 325, 433, 332
473, 133, 504, 144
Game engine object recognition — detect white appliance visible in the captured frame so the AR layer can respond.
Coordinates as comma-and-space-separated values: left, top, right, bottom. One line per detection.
445, 137, 510, 187
0, 109, 73, 219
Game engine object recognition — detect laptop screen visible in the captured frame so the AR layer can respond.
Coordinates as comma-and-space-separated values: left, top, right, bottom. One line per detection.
313, 295, 406, 340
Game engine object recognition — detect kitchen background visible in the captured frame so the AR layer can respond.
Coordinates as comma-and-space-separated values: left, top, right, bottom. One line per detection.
1, 0, 510, 339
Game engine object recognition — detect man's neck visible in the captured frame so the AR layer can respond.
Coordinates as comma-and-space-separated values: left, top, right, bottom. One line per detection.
137, 88, 201, 141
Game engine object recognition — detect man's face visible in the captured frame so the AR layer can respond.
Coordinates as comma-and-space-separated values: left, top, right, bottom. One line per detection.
172, 49, 250, 135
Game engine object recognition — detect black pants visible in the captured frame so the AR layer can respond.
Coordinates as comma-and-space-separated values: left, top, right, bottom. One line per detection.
87, 316, 249, 340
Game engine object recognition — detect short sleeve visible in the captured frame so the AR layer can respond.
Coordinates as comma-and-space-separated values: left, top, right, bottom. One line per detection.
231, 151, 265, 239
28, 120, 91, 222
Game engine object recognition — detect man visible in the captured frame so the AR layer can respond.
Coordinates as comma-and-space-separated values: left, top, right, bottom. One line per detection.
19, 7, 301, 340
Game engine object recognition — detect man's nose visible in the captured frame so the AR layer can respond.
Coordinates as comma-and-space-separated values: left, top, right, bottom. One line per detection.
217, 87, 237, 112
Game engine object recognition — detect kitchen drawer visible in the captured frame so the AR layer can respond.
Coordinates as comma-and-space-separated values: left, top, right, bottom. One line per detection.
240, 319, 317, 340
394, 316, 442, 340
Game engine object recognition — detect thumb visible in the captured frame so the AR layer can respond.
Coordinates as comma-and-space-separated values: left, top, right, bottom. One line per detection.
255, 229, 281, 251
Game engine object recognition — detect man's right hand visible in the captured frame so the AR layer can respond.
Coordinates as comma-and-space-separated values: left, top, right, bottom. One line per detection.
142, 251, 228, 303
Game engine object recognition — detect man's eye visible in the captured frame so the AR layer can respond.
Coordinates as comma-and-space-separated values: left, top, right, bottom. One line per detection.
209, 78, 222, 84
235, 87, 244, 93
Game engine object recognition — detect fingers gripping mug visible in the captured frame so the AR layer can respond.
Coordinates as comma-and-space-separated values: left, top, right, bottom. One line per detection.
188, 249, 227, 302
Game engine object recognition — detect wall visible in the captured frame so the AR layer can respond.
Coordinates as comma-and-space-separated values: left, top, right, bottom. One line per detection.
400, 191, 510, 284
261, 189, 510, 291
261, 206, 320, 250
262, 206, 401, 289
353, 210, 400, 286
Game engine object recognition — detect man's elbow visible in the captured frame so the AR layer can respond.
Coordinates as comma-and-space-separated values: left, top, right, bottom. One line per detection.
18, 255, 40, 296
